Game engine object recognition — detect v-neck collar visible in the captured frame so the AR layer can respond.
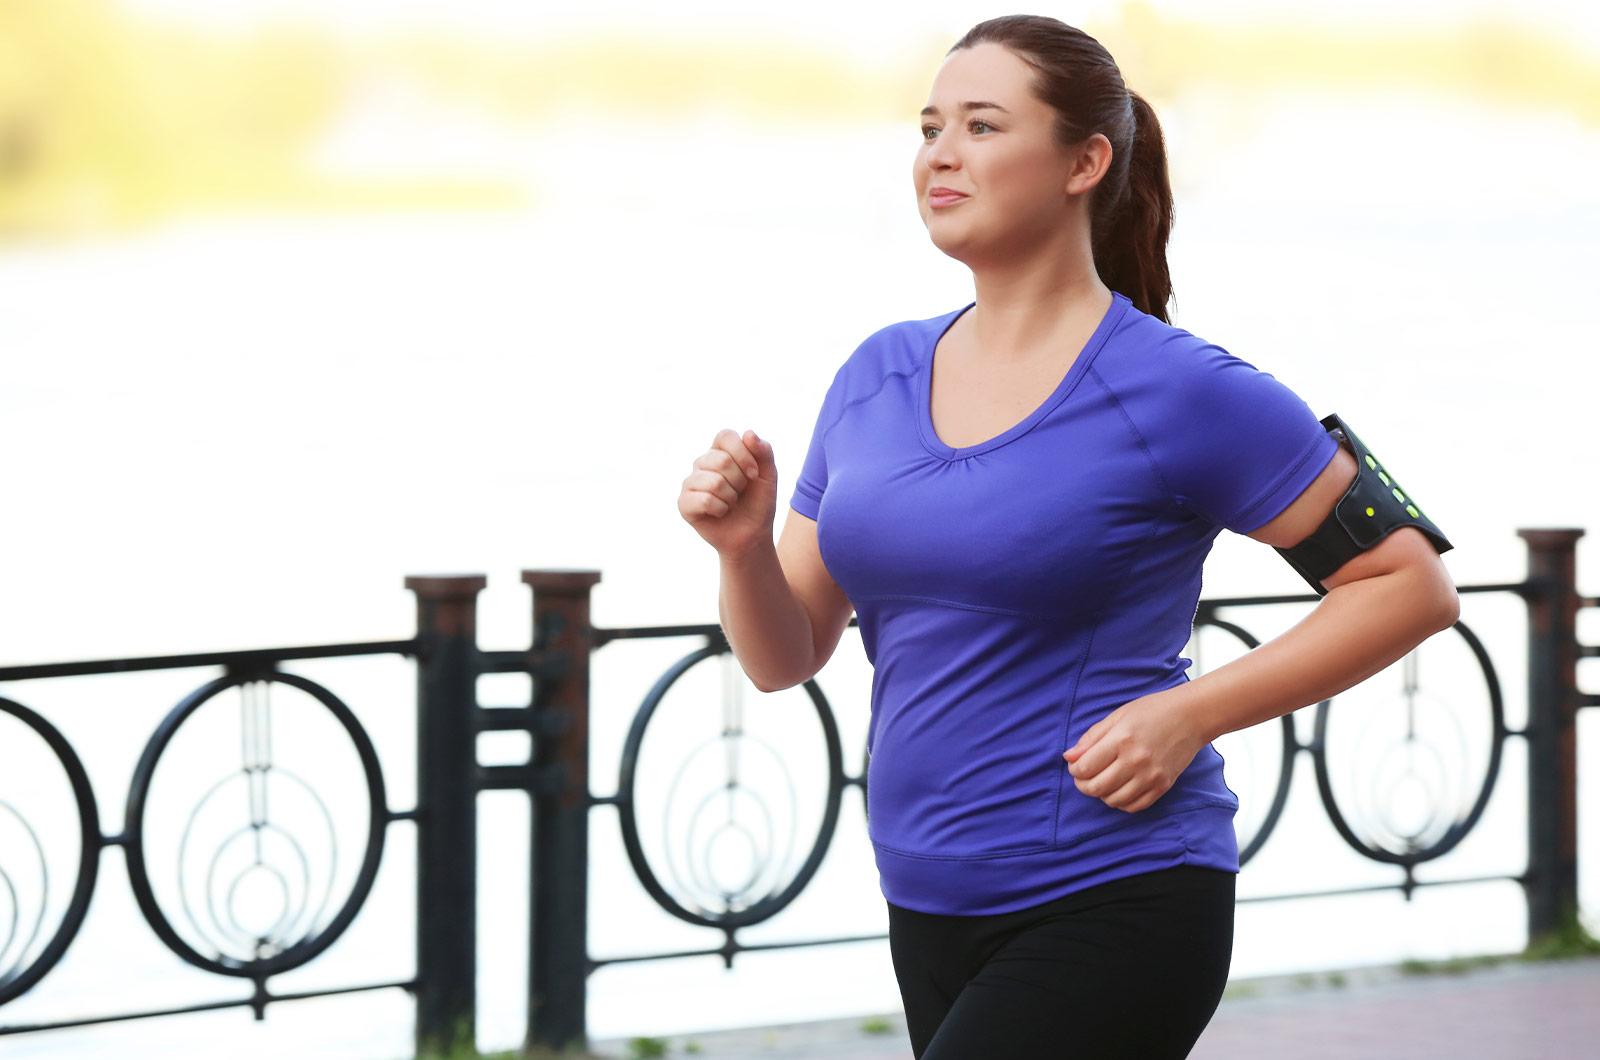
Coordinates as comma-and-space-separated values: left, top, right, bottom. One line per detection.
916, 291, 1132, 460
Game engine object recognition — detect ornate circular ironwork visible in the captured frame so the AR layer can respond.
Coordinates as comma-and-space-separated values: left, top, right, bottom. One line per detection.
0, 697, 100, 1005
1313, 619, 1505, 865
616, 644, 846, 929
122, 669, 387, 977
1190, 616, 1300, 866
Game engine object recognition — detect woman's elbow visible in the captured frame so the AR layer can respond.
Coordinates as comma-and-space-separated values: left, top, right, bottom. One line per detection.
1399, 535, 1460, 633
1435, 580, 1462, 631
744, 664, 808, 694
1412, 558, 1460, 633
1382, 557, 1465, 640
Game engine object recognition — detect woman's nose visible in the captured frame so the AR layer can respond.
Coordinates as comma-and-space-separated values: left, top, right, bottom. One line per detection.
924, 135, 958, 170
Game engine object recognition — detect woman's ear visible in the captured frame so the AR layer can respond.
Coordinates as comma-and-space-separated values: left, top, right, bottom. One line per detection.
1066, 133, 1113, 196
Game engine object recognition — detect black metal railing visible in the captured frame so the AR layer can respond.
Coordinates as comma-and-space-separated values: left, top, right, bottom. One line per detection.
0, 638, 418, 1031
0, 531, 1593, 1058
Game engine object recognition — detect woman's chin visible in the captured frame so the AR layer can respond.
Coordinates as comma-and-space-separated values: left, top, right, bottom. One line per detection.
926, 230, 976, 265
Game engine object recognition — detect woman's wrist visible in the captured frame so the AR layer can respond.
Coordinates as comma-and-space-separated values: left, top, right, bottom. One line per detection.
718, 533, 776, 571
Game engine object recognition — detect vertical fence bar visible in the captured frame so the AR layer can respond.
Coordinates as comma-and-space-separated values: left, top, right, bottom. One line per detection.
1517, 529, 1584, 943
523, 569, 602, 1055
406, 574, 488, 1057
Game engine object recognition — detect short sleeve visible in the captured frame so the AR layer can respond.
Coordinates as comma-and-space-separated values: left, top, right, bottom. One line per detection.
789, 362, 848, 521
1153, 343, 1338, 535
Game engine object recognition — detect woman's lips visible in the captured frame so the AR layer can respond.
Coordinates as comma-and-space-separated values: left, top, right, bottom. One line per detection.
929, 191, 969, 208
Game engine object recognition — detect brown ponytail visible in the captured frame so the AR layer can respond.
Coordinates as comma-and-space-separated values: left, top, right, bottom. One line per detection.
948, 16, 1176, 323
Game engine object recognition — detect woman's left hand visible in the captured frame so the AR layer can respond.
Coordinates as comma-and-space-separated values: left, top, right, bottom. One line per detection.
1063, 686, 1206, 813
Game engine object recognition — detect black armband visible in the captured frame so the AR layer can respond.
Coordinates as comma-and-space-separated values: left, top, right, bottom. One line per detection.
1274, 413, 1453, 596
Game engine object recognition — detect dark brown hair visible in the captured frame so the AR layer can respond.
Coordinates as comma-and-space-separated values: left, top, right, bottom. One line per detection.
949, 15, 1175, 323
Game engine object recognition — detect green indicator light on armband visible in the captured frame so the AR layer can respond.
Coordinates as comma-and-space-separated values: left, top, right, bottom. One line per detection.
1365, 455, 1377, 469
1378, 471, 1391, 486
1393, 488, 1406, 503
1407, 504, 1420, 518
1366, 506, 1375, 516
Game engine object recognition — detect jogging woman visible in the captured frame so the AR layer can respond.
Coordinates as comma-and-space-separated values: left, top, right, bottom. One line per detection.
677, 14, 1459, 1058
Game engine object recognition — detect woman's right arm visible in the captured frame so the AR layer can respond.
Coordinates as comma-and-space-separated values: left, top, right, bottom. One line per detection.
720, 507, 855, 692
680, 428, 856, 693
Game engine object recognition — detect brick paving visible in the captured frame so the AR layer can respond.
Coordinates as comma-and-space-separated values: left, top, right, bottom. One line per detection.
586, 954, 1600, 1059
1190, 954, 1600, 1060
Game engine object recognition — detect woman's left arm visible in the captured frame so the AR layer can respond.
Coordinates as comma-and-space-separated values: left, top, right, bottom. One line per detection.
1064, 444, 1461, 812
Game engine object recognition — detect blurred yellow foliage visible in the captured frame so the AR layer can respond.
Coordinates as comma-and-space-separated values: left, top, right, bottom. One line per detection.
367, 27, 950, 125
1, 0, 1594, 238
1098, 2, 1600, 118
0, 0, 518, 237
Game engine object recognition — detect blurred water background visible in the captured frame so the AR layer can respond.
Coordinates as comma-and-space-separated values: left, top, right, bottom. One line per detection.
2, 0, 1599, 1056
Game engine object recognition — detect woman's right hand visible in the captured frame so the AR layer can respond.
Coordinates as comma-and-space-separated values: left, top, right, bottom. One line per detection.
678, 428, 778, 558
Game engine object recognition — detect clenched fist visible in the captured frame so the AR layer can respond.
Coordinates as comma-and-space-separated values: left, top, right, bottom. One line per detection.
678, 428, 778, 558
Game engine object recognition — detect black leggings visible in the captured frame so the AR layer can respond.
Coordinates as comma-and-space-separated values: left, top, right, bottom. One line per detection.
887, 864, 1235, 1059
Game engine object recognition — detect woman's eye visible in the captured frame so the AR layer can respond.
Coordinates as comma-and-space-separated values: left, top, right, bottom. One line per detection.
921, 120, 993, 141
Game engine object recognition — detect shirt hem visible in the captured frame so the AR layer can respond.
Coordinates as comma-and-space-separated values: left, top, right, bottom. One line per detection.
789, 491, 821, 521
873, 802, 1239, 916
1228, 429, 1339, 534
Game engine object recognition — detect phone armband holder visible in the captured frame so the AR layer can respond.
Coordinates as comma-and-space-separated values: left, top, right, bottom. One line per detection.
1273, 412, 1454, 596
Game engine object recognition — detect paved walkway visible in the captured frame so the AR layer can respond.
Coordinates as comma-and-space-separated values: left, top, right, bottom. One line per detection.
586, 954, 1600, 1059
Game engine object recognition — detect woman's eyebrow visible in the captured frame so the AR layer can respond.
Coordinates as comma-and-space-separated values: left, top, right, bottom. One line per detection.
920, 101, 1011, 117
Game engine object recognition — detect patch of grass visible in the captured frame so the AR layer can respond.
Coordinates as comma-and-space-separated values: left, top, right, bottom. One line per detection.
859, 1016, 894, 1035
1397, 907, 1600, 980
426, 1048, 606, 1059
1399, 953, 1508, 977
1519, 903, 1600, 963
411, 1046, 604, 1060
625, 1038, 669, 1059
406, 1013, 610, 1060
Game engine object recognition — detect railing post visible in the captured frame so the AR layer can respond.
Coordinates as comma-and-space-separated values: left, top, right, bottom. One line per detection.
406, 574, 487, 1057
523, 569, 602, 1056
1517, 529, 1584, 944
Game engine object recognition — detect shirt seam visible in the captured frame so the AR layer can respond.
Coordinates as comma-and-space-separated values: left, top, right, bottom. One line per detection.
1092, 360, 1331, 531
1050, 616, 1101, 846
1050, 486, 1170, 845
797, 347, 920, 508
1088, 364, 1183, 517
817, 364, 921, 445
851, 592, 1061, 622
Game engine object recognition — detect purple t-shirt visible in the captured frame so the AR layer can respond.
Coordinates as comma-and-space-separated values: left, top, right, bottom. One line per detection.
789, 290, 1338, 916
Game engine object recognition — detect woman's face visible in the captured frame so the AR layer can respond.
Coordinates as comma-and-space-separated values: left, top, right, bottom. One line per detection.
913, 42, 1100, 265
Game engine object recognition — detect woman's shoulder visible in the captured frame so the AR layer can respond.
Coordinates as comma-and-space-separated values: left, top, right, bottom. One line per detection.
824, 302, 973, 381
1103, 303, 1232, 373
1099, 304, 1296, 401
865, 301, 973, 354
1097, 306, 1325, 445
